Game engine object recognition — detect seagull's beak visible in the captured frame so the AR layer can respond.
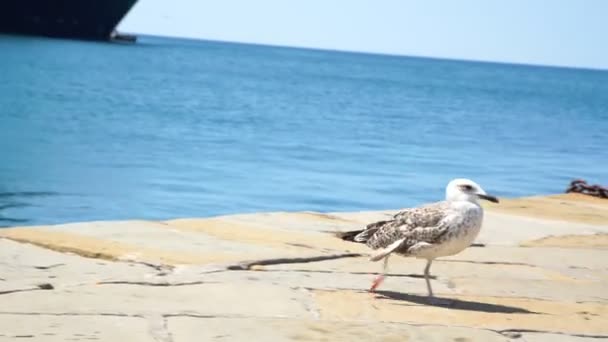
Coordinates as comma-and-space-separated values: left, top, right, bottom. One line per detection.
477, 193, 499, 203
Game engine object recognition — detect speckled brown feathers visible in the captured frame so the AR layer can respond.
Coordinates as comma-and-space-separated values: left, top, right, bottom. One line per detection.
353, 201, 452, 254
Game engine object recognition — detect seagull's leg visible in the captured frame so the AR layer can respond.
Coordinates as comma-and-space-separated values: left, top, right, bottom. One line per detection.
406, 242, 436, 296
424, 258, 451, 306
368, 238, 405, 293
424, 259, 434, 297
369, 256, 389, 292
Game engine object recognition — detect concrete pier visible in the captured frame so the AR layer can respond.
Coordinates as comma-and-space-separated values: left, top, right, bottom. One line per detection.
1, 193, 607, 341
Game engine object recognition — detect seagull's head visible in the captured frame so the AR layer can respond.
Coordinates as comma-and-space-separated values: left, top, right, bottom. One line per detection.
445, 178, 499, 204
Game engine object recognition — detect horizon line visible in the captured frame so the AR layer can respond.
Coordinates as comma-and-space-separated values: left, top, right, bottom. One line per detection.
128, 31, 608, 73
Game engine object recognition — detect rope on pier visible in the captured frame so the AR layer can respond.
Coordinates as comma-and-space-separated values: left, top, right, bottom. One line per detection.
566, 179, 608, 199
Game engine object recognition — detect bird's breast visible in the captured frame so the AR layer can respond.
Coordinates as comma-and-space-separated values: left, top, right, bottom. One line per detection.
420, 207, 484, 258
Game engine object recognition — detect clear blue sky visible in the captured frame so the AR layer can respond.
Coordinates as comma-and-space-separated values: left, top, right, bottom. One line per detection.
119, 0, 608, 70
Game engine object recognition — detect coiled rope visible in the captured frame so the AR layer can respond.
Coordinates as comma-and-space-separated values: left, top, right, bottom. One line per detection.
566, 179, 608, 199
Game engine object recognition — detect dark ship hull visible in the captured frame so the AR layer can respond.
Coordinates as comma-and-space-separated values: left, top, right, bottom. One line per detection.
0, 0, 138, 41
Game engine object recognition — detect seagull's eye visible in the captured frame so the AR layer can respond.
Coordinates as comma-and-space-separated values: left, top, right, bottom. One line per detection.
460, 184, 474, 191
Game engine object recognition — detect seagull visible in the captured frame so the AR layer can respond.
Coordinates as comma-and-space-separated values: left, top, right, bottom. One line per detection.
338, 178, 499, 303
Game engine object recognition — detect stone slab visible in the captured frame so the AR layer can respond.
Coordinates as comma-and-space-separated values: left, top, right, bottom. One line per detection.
0, 315, 152, 342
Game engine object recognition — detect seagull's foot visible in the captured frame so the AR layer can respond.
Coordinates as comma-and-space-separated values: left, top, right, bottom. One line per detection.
369, 275, 385, 293
427, 296, 452, 306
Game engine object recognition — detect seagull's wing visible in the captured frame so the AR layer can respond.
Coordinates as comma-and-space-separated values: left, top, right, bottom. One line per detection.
356, 201, 453, 250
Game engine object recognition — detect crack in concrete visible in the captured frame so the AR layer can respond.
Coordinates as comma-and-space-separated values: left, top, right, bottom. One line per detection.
97, 280, 216, 287
162, 313, 291, 319
249, 268, 437, 279
162, 313, 218, 319
0, 288, 40, 296
495, 328, 608, 339
226, 253, 363, 270
442, 259, 539, 268
400, 321, 608, 340
0, 312, 141, 317
0, 283, 53, 296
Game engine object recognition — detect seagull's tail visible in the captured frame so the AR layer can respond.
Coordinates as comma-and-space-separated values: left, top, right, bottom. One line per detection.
335, 229, 366, 243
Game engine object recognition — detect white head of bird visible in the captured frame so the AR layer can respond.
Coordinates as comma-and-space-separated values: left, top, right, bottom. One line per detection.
445, 178, 499, 204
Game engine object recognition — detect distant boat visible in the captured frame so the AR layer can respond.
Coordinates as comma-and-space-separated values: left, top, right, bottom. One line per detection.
0, 0, 138, 42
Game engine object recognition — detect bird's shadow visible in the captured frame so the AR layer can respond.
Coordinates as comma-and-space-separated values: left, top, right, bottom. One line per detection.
374, 290, 538, 314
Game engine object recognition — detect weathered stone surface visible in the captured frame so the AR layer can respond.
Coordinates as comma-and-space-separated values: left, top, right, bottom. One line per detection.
0, 315, 152, 342
0, 282, 313, 318
0, 193, 606, 341
521, 233, 608, 248
168, 317, 510, 341
312, 290, 607, 335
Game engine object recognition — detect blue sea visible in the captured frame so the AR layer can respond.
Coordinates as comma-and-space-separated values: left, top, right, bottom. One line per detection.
1, 35, 607, 227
